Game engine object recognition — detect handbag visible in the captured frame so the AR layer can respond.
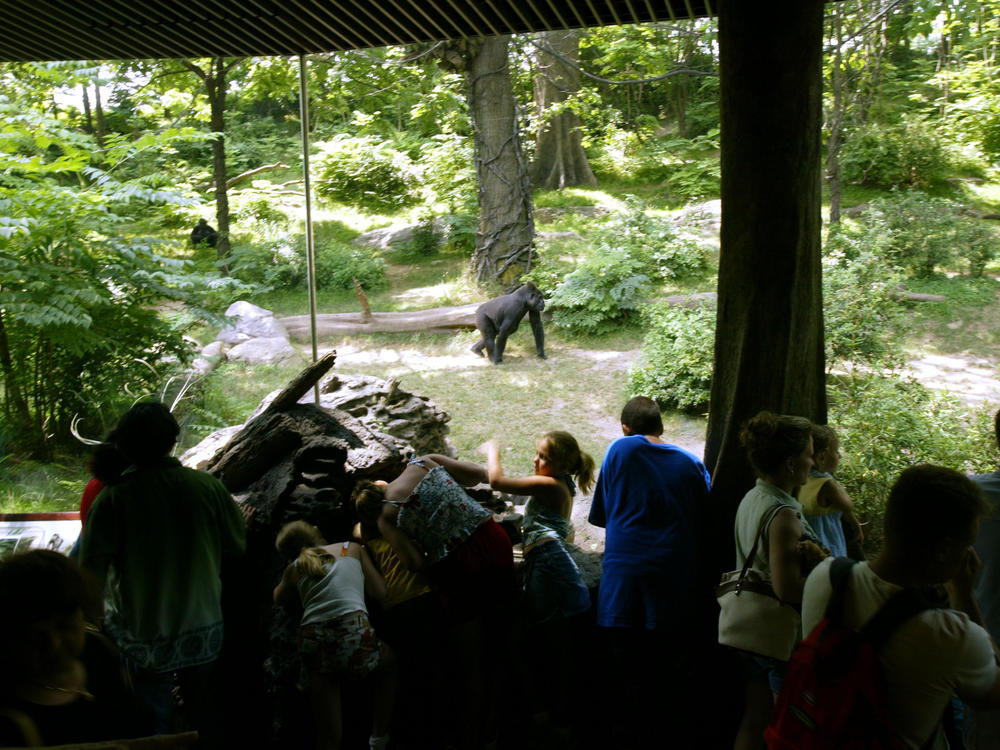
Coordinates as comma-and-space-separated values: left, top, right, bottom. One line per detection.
716, 502, 801, 661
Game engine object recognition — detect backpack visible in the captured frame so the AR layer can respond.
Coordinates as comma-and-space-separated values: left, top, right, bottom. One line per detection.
764, 557, 932, 750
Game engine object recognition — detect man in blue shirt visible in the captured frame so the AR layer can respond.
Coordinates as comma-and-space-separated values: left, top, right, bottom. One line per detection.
589, 396, 711, 748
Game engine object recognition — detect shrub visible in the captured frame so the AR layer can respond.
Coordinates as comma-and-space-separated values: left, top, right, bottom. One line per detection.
314, 244, 387, 291
229, 238, 387, 292
839, 120, 948, 189
628, 299, 716, 412
822, 233, 909, 371
547, 244, 652, 334
858, 192, 999, 277
419, 134, 475, 212
829, 373, 996, 551
315, 135, 421, 214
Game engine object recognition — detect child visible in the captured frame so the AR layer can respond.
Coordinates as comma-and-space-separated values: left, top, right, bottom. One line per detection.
483, 431, 594, 741
798, 424, 864, 559
273, 521, 395, 750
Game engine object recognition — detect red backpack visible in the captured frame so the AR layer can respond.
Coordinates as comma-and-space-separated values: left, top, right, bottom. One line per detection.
765, 558, 932, 750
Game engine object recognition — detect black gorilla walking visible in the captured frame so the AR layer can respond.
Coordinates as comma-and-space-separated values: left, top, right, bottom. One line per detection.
471, 282, 546, 365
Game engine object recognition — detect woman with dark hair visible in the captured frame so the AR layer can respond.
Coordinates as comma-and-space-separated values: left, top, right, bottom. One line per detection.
730, 411, 826, 750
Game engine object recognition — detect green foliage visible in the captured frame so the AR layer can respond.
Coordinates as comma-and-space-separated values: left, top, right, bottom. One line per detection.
857, 191, 999, 277
632, 131, 721, 202
628, 300, 715, 412
822, 230, 909, 371
315, 136, 421, 214
840, 120, 948, 189
419, 133, 475, 212
545, 203, 713, 334
0, 104, 236, 458
829, 373, 996, 550
230, 237, 386, 292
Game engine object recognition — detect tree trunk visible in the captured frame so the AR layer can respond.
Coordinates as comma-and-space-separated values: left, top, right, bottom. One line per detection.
81, 85, 93, 134
530, 30, 597, 190
466, 36, 535, 286
707, 1, 826, 569
827, 4, 845, 224
93, 85, 105, 150
206, 58, 231, 274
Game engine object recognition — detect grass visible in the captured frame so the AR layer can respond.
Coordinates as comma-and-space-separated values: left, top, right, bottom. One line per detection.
906, 274, 1000, 355
0, 455, 88, 513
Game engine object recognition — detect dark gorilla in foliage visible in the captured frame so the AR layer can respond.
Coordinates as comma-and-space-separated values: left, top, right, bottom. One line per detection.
190, 218, 218, 248
471, 282, 547, 365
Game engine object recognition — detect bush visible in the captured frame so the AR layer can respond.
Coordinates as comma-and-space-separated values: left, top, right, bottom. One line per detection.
628, 299, 716, 412
858, 192, 999, 277
314, 244, 387, 291
822, 232, 909, 371
419, 134, 475, 212
840, 120, 948, 189
829, 373, 996, 551
315, 135, 421, 214
546, 244, 652, 334
229, 238, 387, 292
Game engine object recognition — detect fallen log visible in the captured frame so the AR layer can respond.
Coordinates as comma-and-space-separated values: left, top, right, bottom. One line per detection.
280, 304, 481, 340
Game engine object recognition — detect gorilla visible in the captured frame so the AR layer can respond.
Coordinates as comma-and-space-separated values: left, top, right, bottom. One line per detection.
471, 282, 546, 365
190, 219, 219, 248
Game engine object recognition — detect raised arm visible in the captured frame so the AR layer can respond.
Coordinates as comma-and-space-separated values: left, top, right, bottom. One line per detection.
483, 439, 563, 508
819, 479, 864, 544
421, 453, 489, 486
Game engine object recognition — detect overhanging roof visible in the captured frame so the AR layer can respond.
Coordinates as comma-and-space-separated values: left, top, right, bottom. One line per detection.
0, 0, 713, 62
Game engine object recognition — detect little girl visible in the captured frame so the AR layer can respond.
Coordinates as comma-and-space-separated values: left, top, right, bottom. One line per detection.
273, 521, 395, 750
798, 424, 864, 559
484, 431, 594, 738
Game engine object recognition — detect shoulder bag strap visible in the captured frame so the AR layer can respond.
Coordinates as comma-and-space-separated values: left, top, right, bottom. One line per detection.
736, 502, 787, 587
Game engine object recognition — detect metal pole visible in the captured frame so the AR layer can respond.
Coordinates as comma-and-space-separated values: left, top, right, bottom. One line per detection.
298, 54, 320, 404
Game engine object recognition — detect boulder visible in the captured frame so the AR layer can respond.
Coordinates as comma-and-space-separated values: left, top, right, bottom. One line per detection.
352, 217, 449, 251
218, 300, 289, 343
227, 337, 301, 365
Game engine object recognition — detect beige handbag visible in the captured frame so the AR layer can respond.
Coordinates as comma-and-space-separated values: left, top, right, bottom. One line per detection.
716, 503, 801, 661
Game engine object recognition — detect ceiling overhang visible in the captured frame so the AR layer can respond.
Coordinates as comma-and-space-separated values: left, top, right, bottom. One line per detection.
0, 0, 714, 62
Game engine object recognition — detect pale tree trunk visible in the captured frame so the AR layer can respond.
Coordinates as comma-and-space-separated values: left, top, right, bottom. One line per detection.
707, 1, 826, 570
466, 35, 535, 286
530, 30, 597, 189
827, 4, 845, 224
93, 85, 105, 150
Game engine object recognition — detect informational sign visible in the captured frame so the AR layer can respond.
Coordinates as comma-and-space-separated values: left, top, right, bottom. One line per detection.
0, 512, 81, 559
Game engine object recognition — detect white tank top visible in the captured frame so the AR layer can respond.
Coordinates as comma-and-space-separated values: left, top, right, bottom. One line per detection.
297, 549, 367, 626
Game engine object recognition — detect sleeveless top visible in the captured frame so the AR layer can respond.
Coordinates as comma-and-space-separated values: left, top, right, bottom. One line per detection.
395, 466, 491, 565
521, 475, 576, 549
734, 479, 818, 572
297, 543, 368, 626
366, 537, 431, 609
799, 471, 847, 557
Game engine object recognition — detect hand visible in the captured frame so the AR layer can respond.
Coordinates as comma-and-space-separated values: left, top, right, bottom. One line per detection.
796, 539, 830, 576
946, 546, 981, 600
478, 439, 498, 456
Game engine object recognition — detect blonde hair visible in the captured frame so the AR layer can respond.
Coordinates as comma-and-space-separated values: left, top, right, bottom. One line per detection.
275, 521, 332, 579
352, 480, 387, 524
538, 431, 596, 495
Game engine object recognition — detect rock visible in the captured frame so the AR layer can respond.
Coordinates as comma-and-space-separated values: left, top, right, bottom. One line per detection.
200, 340, 225, 358
534, 205, 612, 223
218, 300, 289, 343
537, 230, 585, 242
352, 217, 450, 251
227, 336, 301, 365
179, 425, 242, 471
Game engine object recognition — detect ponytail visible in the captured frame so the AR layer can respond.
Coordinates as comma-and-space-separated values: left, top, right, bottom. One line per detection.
540, 431, 596, 495
275, 520, 332, 578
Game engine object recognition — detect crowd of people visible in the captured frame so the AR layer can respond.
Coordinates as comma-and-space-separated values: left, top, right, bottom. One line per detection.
2, 396, 1000, 750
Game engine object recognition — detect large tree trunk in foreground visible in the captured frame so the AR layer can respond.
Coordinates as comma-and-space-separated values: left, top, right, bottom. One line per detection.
466, 35, 536, 286
706, 0, 826, 566
530, 30, 597, 190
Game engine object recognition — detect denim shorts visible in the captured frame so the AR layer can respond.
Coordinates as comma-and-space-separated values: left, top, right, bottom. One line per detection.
738, 649, 787, 694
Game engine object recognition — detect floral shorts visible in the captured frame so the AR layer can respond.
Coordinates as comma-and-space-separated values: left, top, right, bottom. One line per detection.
297, 611, 388, 686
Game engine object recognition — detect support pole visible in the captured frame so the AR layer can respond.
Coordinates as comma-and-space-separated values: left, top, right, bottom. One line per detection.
298, 54, 320, 404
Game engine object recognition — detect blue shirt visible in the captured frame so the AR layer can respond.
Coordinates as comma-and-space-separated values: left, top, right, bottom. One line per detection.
589, 435, 711, 628
971, 470, 1000, 641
